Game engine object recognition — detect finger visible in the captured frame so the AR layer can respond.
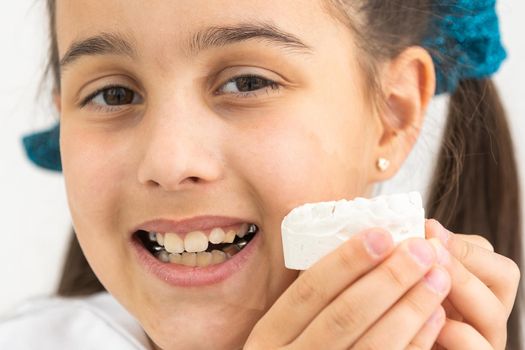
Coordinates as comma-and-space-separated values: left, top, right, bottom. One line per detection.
433, 240, 507, 349
426, 219, 520, 316
425, 219, 493, 251
453, 234, 494, 252
352, 266, 450, 350
291, 238, 438, 349
406, 306, 446, 350
436, 318, 493, 350
250, 228, 395, 346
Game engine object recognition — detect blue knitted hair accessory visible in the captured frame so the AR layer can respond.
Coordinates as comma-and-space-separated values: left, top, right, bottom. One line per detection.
22, 122, 62, 172
21, 0, 507, 171
423, 0, 507, 95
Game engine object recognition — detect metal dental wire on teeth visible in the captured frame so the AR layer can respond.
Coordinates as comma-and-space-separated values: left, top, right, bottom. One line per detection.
236, 240, 248, 249
247, 224, 257, 234
152, 245, 165, 252
233, 224, 258, 249
148, 232, 157, 242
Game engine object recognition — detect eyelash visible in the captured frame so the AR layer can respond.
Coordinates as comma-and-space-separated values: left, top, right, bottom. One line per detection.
79, 74, 282, 113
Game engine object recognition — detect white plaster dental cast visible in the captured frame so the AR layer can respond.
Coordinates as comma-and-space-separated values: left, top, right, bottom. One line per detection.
281, 192, 425, 270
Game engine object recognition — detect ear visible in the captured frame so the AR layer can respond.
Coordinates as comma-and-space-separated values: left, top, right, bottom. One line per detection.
53, 90, 62, 114
369, 46, 436, 182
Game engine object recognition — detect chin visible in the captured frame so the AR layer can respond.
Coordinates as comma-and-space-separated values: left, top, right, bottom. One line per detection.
141, 307, 258, 350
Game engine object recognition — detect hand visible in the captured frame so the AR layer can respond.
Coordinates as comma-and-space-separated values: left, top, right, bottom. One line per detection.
245, 228, 451, 349
425, 219, 521, 350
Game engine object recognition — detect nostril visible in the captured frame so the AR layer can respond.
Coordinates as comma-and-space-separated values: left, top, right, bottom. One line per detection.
178, 176, 200, 186
143, 179, 161, 188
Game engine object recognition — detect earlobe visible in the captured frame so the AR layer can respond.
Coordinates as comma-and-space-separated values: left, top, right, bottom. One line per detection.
372, 46, 436, 181
53, 92, 61, 114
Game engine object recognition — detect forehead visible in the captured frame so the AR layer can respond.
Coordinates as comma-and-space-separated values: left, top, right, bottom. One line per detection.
54, 0, 354, 62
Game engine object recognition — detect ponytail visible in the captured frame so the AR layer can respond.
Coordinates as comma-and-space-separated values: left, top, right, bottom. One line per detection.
57, 230, 105, 297
426, 78, 522, 349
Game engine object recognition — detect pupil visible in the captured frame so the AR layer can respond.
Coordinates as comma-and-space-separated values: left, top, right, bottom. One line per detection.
104, 87, 133, 105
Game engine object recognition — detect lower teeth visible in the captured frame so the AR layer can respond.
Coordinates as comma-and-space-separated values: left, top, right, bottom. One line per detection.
155, 248, 234, 267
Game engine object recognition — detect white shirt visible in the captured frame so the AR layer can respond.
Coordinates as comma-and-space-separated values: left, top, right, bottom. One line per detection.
0, 292, 151, 349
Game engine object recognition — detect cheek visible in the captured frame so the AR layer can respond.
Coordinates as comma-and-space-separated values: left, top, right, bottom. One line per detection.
60, 123, 136, 296
235, 104, 375, 217
60, 124, 127, 235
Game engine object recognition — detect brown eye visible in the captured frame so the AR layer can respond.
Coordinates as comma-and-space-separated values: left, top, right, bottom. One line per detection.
81, 85, 143, 111
234, 76, 269, 92
217, 74, 281, 97
102, 87, 135, 105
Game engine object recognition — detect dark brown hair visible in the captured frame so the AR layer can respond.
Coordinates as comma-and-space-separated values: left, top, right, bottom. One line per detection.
46, 0, 522, 348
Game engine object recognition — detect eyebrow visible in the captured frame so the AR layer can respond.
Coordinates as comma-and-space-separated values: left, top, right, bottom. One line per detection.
59, 21, 314, 72
59, 32, 136, 70
188, 21, 314, 56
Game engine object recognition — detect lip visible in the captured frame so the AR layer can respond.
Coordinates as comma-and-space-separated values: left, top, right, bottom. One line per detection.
130, 216, 253, 235
130, 226, 261, 287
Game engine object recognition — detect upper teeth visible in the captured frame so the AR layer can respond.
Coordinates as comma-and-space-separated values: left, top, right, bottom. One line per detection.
150, 223, 255, 254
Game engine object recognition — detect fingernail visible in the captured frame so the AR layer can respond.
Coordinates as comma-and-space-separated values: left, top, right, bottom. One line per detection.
425, 267, 450, 294
363, 230, 392, 257
408, 239, 434, 267
429, 238, 450, 266
426, 307, 444, 326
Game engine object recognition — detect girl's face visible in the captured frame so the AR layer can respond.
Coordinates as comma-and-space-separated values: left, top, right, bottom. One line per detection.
56, 0, 385, 348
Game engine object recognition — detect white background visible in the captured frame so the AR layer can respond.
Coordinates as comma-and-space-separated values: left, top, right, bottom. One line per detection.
1, 0, 524, 326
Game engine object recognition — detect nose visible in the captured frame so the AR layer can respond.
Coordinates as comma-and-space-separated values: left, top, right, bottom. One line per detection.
137, 103, 224, 191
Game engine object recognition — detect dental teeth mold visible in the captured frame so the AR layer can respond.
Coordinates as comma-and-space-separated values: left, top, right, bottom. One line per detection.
281, 192, 425, 270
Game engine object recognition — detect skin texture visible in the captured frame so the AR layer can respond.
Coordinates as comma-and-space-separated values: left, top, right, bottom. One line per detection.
53, 0, 453, 349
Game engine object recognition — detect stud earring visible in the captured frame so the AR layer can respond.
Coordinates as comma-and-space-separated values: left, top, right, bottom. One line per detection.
376, 158, 390, 172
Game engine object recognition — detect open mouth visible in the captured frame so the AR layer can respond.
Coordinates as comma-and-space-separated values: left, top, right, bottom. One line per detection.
134, 223, 259, 268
